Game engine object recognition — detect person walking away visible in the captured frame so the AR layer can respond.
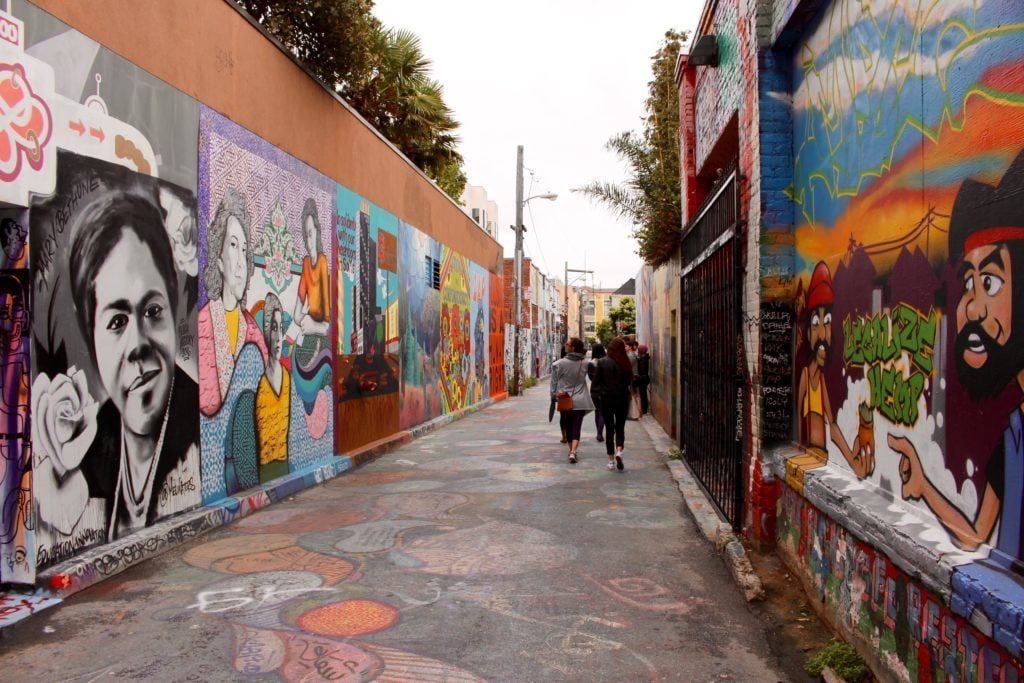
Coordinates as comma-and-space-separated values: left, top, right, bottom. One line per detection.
587, 343, 607, 442
550, 337, 595, 464
635, 344, 651, 415
625, 340, 641, 420
592, 338, 633, 471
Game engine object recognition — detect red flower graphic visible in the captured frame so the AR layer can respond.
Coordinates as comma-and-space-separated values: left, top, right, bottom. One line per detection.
0, 62, 53, 182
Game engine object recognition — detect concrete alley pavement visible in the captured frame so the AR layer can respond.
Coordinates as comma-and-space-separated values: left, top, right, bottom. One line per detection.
2, 387, 793, 682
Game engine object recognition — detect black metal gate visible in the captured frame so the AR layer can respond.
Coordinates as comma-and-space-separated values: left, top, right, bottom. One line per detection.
680, 168, 744, 530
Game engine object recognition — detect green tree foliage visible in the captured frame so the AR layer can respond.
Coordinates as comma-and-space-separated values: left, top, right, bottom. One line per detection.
348, 28, 466, 199
574, 30, 685, 267
235, 1, 467, 200
236, 0, 380, 97
595, 319, 615, 346
608, 298, 636, 336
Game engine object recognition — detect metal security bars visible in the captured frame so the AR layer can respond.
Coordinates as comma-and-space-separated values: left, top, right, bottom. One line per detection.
679, 168, 744, 530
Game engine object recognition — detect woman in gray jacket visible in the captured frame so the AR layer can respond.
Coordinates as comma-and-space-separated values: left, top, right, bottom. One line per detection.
550, 337, 595, 463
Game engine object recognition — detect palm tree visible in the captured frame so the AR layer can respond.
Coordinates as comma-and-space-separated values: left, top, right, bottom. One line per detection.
349, 28, 466, 198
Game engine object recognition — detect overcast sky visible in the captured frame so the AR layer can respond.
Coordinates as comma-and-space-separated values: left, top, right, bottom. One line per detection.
371, 1, 702, 290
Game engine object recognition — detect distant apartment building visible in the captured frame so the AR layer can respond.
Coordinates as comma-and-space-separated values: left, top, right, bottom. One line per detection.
460, 185, 499, 240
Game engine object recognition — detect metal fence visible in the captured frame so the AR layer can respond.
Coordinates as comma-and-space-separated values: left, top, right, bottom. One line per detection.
679, 168, 744, 530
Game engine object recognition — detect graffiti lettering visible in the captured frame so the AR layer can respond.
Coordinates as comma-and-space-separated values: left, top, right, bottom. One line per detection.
295, 638, 361, 680
842, 305, 937, 427
843, 304, 938, 374
865, 363, 925, 426
188, 585, 337, 614
34, 175, 100, 294
35, 527, 106, 567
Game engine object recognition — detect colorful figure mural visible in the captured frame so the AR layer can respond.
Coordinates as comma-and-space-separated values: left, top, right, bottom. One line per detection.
488, 271, 505, 397
197, 107, 334, 503
399, 222, 442, 429
790, 0, 1024, 657
439, 248, 471, 414
469, 263, 489, 404
0, 211, 31, 584
335, 190, 399, 451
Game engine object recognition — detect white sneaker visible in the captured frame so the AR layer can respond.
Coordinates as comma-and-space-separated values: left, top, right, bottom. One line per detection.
606, 461, 615, 471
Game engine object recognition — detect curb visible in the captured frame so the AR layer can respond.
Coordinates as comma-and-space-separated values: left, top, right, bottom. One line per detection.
639, 417, 765, 602
0, 394, 507, 633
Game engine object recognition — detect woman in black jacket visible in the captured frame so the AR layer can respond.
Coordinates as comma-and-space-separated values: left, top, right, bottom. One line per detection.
590, 338, 633, 471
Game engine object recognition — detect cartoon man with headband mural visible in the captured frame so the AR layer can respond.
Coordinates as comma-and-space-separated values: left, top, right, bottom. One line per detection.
887, 153, 1024, 659
890, 151, 1024, 578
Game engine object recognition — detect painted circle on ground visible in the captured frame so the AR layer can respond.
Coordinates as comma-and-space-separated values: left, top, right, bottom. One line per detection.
298, 599, 400, 636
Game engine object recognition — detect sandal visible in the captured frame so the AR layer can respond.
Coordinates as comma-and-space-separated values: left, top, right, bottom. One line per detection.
568, 453, 578, 464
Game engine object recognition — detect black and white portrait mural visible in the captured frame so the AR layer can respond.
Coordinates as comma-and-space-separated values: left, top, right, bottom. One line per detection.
30, 151, 200, 568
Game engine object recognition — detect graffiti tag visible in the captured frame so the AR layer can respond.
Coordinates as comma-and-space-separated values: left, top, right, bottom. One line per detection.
843, 305, 938, 426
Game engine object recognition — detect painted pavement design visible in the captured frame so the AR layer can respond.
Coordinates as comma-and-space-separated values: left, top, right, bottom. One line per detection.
0, 388, 786, 682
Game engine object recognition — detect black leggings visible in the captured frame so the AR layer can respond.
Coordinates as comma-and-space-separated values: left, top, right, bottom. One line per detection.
559, 410, 586, 442
600, 394, 630, 455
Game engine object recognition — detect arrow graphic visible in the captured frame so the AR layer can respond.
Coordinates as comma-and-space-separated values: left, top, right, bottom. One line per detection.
68, 119, 85, 136
88, 127, 105, 143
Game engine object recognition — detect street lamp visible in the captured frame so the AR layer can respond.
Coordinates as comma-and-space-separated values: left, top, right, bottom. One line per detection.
512, 145, 557, 397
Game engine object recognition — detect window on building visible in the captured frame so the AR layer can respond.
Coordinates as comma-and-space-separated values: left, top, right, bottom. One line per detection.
471, 208, 480, 224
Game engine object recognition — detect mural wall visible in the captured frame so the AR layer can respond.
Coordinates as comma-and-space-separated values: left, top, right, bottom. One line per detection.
789, 0, 1024, 659
335, 189, 400, 451
647, 261, 679, 437
398, 222, 442, 430
0, 2, 504, 584
778, 486, 1024, 680
488, 272, 505, 397
197, 108, 334, 504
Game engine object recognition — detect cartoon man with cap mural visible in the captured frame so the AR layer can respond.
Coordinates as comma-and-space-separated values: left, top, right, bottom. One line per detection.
797, 261, 873, 478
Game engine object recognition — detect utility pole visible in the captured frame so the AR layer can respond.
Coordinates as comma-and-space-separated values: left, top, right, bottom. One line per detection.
510, 146, 556, 396
512, 145, 524, 397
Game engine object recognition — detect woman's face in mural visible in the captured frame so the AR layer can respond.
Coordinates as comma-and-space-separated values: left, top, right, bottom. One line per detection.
268, 308, 283, 361
956, 244, 1013, 371
304, 214, 318, 257
92, 228, 176, 438
220, 215, 249, 305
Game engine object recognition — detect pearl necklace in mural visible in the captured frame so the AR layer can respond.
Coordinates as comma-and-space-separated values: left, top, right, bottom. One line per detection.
110, 374, 175, 539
